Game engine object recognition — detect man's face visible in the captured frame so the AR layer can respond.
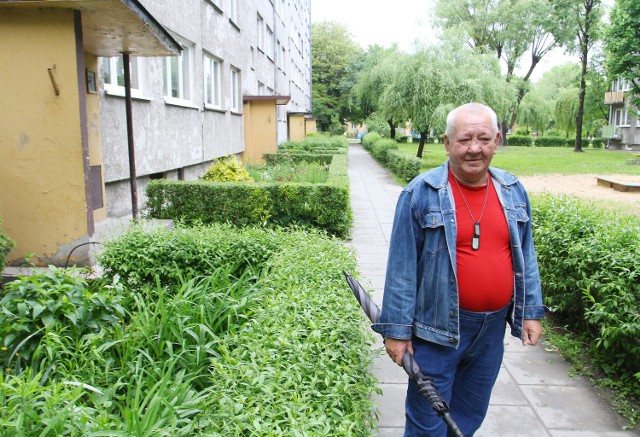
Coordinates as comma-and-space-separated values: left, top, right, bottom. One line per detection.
444, 111, 500, 186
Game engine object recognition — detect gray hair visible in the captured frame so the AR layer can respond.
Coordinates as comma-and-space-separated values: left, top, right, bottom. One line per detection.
445, 103, 499, 139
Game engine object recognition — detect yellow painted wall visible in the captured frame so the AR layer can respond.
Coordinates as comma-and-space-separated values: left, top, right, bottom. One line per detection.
305, 118, 317, 135
289, 114, 306, 141
242, 100, 277, 164
0, 9, 90, 266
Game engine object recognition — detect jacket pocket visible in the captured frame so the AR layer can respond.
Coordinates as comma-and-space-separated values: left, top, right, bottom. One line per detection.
418, 211, 447, 256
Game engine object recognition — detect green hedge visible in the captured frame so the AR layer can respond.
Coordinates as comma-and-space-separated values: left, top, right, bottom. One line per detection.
506, 135, 533, 147
278, 135, 348, 154
591, 138, 605, 149
263, 151, 334, 166
532, 195, 640, 378
362, 135, 422, 182
386, 149, 423, 182
534, 136, 568, 147
1, 225, 378, 435
0, 218, 14, 272
146, 155, 351, 238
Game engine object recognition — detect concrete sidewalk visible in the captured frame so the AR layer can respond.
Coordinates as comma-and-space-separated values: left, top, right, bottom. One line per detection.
345, 142, 638, 437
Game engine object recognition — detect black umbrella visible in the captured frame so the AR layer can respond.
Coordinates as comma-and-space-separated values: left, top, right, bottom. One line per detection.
343, 271, 465, 437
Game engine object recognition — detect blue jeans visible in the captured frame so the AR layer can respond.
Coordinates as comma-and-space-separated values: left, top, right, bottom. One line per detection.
404, 304, 510, 437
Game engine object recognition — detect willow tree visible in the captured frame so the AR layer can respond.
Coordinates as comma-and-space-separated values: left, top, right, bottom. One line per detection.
352, 45, 408, 139
555, 88, 580, 136
434, 0, 571, 141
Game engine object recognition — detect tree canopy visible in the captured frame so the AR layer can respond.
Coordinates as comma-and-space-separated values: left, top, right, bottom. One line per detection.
311, 21, 362, 133
605, 0, 640, 110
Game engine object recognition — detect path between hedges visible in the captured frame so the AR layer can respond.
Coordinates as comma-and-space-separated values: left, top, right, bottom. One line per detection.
345, 141, 638, 437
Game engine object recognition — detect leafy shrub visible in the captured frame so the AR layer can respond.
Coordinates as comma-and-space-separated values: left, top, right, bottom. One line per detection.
278, 135, 348, 154
248, 161, 329, 183
0, 267, 126, 371
146, 155, 351, 238
361, 132, 382, 151
371, 138, 398, 162
0, 217, 14, 272
515, 127, 530, 135
506, 135, 533, 147
263, 151, 334, 166
534, 136, 568, 147
532, 195, 640, 378
386, 149, 422, 181
565, 138, 589, 148
591, 138, 605, 149
202, 155, 253, 182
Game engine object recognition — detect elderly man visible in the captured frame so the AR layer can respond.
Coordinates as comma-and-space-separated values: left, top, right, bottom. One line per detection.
372, 102, 545, 436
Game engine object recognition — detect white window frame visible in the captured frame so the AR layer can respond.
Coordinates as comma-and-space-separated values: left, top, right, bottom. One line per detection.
101, 56, 145, 98
229, 0, 238, 23
614, 108, 629, 127
266, 25, 274, 59
163, 40, 194, 105
257, 14, 265, 50
230, 66, 241, 112
204, 53, 223, 110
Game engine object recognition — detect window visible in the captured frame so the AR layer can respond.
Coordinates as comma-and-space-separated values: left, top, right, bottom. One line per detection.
229, 0, 238, 23
204, 53, 222, 109
266, 25, 274, 58
614, 108, 629, 126
230, 67, 241, 112
164, 41, 193, 102
257, 14, 265, 49
100, 56, 143, 97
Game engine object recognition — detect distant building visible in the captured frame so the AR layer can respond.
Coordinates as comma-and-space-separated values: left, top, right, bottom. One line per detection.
602, 78, 640, 151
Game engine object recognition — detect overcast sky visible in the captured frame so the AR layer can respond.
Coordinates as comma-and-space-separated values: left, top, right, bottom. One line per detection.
310, 0, 615, 83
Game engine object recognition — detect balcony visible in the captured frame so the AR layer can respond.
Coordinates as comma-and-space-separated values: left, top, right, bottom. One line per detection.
604, 91, 625, 105
601, 125, 621, 139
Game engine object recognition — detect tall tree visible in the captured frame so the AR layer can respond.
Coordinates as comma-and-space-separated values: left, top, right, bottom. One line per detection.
434, 0, 570, 141
311, 21, 362, 133
605, 0, 640, 110
552, 0, 604, 152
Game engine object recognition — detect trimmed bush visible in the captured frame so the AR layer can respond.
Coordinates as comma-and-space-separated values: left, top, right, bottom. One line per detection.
0, 217, 14, 272
145, 155, 351, 238
361, 132, 382, 151
278, 135, 348, 154
506, 135, 533, 147
532, 195, 640, 378
263, 152, 334, 166
534, 136, 570, 147
203, 155, 253, 182
591, 138, 605, 149
371, 138, 398, 162
1, 225, 378, 435
386, 149, 422, 182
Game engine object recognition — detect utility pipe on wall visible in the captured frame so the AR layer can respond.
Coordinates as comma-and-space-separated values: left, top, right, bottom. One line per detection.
123, 52, 139, 220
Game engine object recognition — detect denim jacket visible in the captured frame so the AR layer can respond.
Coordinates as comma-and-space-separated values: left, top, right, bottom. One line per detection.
372, 162, 545, 348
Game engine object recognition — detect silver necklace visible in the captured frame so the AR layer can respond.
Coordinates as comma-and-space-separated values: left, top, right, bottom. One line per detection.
453, 177, 490, 251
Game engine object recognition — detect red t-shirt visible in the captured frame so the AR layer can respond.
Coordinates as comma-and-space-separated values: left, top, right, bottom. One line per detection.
449, 170, 514, 311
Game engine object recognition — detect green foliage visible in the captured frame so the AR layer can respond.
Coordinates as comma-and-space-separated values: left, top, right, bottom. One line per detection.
146, 155, 351, 238
0, 267, 126, 372
605, 0, 640, 111
0, 226, 379, 435
248, 161, 329, 184
371, 139, 398, 162
386, 149, 423, 182
278, 134, 348, 154
506, 135, 533, 147
534, 136, 570, 147
263, 152, 334, 166
361, 132, 382, 150
0, 217, 14, 272
591, 138, 605, 149
202, 155, 253, 182
532, 195, 640, 379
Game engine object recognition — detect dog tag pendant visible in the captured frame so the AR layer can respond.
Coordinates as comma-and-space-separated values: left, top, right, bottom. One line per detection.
472, 235, 480, 250
472, 222, 480, 250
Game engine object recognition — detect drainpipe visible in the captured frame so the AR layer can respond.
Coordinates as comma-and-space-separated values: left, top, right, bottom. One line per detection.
273, 4, 279, 145
123, 53, 138, 220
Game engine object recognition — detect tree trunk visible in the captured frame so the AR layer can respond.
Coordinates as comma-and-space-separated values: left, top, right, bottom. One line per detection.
574, 2, 593, 153
416, 130, 429, 158
387, 118, 396, 139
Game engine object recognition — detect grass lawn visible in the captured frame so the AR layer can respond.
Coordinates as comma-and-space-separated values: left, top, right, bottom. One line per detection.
398, 142, 640, 177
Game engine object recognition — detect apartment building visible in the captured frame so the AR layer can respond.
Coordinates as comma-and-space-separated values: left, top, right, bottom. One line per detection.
602, 78, 640, 150
0, 0, 313, 268
99, 0, 313, 217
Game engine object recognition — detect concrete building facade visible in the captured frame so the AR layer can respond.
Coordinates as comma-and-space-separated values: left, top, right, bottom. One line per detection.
99, 0, 313, 217
602, 78, 640, 151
